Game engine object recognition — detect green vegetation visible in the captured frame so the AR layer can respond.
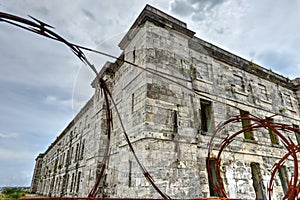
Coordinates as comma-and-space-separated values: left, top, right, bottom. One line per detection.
0, 188, 28, 199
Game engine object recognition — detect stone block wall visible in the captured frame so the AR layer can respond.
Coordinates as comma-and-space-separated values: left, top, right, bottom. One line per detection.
101, 15, 300, 199
31, 5, 300, 199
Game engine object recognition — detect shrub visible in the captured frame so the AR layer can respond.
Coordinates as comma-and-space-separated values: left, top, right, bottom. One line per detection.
1, 188, 26, 199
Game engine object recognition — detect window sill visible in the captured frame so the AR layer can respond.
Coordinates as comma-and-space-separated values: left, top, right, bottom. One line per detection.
271, 143, 283, 148
235, 90, 248, 97
200, 131, 212, 135
195, 77, 213, 85
287, 108, 297, 113
260, 99, 272, 104
243, 138, 258, 144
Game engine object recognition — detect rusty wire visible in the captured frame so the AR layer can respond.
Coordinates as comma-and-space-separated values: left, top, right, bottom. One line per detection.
2, 11, 300, 200
0, 11, 170, 199
207, 115, 300, 200
88, 79, 112, 198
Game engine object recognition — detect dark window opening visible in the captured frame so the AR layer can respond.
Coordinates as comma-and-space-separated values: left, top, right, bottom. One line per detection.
278, 166, 289, 193
293, 124, 300, 145
267, 118, 279, 145
70, 147, 74, 162
66, 150, 70, 166
62, 152, 65, 165
200, 100, 213, 133
75, 143, 79, 162
70, 173, 74, 193
80, 139, 85, 159
64, 174, 70, 193
128, 160, 132, 187
207, 158, 219, 197
132, 93, 135, 113
133, 47, 136, 63
85, 115, 88, 129
250, 163, 266, 200
240, 110, 254, 140
173, 110, 178, 134
76, 172, 81, 193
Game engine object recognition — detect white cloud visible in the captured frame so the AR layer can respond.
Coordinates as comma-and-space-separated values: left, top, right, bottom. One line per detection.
44, 95, 73, 108
169, 0, 300, 79
1, 0, 300, 188
0, 132, 19, 139
0, 148, 35, 160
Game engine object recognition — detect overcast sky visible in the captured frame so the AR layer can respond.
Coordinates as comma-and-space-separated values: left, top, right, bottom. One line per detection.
0, 0, 300, 187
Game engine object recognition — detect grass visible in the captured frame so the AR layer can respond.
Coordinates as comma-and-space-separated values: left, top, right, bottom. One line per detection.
0, 188, 28, 199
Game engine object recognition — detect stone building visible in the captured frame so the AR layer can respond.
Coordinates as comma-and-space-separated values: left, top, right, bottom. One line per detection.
30, 153, 44, 193
31, 5, 300, 199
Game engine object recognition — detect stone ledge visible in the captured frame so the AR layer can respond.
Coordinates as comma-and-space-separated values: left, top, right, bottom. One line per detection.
191, 37, 296, 90
119, 5, 195, 50
243, 138, 258, 144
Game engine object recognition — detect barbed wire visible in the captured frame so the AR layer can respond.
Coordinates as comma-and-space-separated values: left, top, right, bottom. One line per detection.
2, 10, 300, 200
0, 11, 170, 199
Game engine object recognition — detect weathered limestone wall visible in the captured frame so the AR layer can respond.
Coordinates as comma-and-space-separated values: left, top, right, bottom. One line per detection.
31, 5, 300, 199
30, 153, 44, 193
102, 17, 300, 199
34, 97, 108, 197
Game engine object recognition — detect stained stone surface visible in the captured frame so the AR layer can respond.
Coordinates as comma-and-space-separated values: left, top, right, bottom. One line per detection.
30, 5, 300, 199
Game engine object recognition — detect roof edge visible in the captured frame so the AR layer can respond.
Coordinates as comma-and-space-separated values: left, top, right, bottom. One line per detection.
191, 37, 297, 89
118, 4, 195, 50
